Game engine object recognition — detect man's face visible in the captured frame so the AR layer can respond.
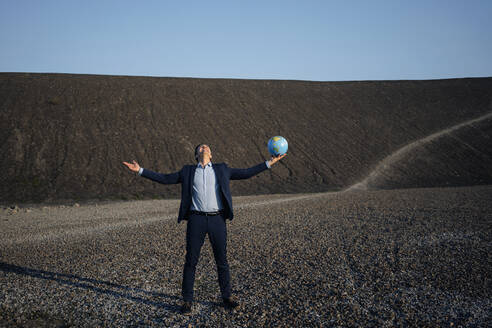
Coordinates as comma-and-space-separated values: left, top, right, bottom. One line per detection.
197, 144, 212, 159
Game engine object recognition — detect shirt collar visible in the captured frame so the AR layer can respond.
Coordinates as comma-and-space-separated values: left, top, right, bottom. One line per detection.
197, 161, 213, 168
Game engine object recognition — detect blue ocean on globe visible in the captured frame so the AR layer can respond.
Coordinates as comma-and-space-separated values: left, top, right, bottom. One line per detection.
268, 136, 288, 156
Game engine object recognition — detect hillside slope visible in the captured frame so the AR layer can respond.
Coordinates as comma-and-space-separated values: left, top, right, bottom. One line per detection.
347, 112, 492, 190
1, 73, 491, 203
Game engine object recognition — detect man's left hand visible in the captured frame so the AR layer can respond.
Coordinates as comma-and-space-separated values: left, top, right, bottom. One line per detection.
268, 153, 287, 167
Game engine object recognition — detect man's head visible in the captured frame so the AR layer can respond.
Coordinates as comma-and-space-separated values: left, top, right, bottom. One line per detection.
194, 144, 212, 163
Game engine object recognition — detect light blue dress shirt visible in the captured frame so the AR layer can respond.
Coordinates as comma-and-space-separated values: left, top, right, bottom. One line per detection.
190, 162, 223, 212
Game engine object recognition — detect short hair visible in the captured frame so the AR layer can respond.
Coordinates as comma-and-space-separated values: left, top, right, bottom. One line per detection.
194, 143, 206, 162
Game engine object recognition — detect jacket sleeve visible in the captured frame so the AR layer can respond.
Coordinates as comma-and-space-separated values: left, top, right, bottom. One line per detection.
141, 168, 182, 184
229, 162, 268, 180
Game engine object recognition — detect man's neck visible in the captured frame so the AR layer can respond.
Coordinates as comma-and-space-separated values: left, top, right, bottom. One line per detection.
199, 158, 211, 167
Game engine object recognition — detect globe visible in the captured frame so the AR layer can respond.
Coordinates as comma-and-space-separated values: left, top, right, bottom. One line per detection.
268, 136, 288, 156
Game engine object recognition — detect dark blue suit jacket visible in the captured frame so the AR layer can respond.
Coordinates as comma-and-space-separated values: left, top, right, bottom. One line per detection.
141, 162, 268, 222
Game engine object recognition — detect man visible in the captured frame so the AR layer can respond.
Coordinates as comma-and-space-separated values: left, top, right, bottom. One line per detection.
123, 144, 286, 314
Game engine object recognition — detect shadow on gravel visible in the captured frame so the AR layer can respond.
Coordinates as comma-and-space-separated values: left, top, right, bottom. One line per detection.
0, 262, 194, 313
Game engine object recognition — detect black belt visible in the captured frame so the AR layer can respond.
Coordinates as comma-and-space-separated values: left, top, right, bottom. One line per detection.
190, 210, 224, 216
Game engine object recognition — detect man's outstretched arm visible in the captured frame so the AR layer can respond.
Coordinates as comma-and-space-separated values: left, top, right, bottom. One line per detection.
229, 154, 287, 180
122, 160, 181, 184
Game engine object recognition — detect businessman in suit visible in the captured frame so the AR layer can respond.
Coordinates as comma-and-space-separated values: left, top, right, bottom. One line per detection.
123, 144, 286, 314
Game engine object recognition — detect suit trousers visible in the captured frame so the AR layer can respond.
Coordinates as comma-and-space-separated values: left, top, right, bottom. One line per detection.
181, 213, 231, 302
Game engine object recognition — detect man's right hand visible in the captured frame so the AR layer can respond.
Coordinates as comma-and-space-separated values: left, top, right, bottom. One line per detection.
122, 160, 141, 173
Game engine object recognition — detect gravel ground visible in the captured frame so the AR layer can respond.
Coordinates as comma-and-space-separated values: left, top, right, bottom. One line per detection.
0, 186, 491, 327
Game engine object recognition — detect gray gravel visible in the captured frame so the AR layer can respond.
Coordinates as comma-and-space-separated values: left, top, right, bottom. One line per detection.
1, 186, 491, 327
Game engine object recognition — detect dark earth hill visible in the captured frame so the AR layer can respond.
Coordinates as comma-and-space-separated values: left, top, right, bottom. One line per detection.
1, 73, 491, 204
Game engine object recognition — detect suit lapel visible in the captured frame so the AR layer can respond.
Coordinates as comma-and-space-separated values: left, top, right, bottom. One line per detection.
212, 163, 222, 186
213, 163, 228, 199
189, 165, 196, 196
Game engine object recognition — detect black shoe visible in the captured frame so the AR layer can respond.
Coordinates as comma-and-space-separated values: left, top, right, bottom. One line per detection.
223, 297, 239, 309
180, 301, 192, 314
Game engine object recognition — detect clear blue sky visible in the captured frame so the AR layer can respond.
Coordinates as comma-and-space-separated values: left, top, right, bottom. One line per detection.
1, 0, 491, 81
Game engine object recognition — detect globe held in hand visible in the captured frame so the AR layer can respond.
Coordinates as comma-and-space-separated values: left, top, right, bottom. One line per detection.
268, 136, 288, 156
